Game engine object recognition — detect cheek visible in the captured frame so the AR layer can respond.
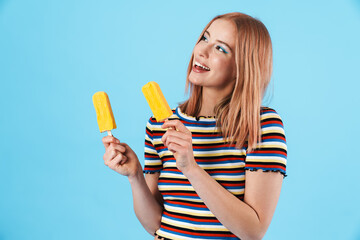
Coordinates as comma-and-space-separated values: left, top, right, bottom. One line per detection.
212, 57, 234, 77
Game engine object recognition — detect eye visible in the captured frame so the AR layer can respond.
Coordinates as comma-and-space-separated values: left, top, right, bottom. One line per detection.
216, 46, 228, 54
200, 35, 208, 42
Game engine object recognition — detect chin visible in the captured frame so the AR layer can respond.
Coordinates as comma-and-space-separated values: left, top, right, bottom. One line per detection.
188, 77, 203, 86
189, 73, 205, 85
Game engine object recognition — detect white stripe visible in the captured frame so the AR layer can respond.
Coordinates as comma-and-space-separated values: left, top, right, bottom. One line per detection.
156, 229, 211, 240
162, 215, 228, 230
246, 155, 287, 163
163, 161, 244, 168
165, 204, 214, 216
163, 196, 203, 202
144, 147, 158, 154
193, 149, 246, 155
159, 185, 194, 191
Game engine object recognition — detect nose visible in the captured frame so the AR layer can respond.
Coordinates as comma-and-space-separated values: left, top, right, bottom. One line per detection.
198, 42, 211, 58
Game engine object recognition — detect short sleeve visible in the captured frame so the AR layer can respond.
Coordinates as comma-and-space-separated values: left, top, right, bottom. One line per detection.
143, 118, 163, 174
245, 108, 288, 178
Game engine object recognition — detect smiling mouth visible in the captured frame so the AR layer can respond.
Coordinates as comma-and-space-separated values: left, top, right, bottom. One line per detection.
194, 61, 210, 71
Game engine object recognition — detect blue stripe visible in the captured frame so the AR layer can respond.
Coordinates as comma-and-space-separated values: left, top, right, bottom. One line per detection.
158, 182, 191, 186
160, 228, 239, 239
262, 123, 283, 128
165, 201, 212, 212
261, 138, 286, 144
197, 160, 244, 165
145, 144, 156, 150
193, 147, 242, 151
162, 195, 200, 200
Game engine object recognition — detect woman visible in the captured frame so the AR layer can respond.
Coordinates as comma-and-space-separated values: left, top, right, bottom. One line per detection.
102, 12, 287, 240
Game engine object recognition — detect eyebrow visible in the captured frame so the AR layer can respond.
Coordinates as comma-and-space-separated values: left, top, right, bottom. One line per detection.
205, 30, 233, 52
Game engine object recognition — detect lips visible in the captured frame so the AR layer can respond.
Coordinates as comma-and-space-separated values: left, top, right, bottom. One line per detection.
194, 59, 210, 71
192, 65, 209, 73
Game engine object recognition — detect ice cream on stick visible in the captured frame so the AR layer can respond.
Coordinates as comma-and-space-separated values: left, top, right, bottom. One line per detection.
142, 81, 173, 122
92, 91, 117, 136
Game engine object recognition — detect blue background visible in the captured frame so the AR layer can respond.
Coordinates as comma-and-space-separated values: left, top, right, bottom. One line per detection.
1, 0, 360, 239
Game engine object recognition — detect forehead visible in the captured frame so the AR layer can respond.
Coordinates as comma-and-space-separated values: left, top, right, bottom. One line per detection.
206, 19, 236, 47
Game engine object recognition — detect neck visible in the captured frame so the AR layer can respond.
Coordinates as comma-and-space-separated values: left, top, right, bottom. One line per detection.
198, 83, 235, 116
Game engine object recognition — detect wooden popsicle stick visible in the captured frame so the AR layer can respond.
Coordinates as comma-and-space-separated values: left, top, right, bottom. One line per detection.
107, 130, 112, 136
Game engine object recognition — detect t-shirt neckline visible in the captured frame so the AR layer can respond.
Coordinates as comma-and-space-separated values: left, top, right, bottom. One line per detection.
176, 107, 217, 123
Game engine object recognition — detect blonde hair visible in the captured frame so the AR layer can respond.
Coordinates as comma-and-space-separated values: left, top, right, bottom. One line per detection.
179, 12, 273, 153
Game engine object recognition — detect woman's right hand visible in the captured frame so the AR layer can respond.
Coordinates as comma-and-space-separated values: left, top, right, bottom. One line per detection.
102, 136, 142, 178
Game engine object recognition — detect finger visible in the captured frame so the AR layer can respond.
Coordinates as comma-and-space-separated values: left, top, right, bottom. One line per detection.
119, 154, 128, 165
110, 153, 127, 166
102, 136, 120, 148
119, 142, 132, 154
105, 146, 119, 161
167, 142, 182, 153
161, 120, 189, 133
111, 144, 126, 153
162, 129, 190, 145
119, 142, 129, 148
164, 135, 190, 149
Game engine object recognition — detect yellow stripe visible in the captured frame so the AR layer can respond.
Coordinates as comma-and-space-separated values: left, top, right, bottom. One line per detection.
245, 158, 286, 164
144, 161, 162, 166
261, 129, 285, 134
164, 205, 214, 217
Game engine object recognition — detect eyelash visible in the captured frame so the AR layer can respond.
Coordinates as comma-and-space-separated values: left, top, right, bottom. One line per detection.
200, 35, 228, 54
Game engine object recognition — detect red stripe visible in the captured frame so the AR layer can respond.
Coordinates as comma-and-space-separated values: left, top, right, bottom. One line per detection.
156, 154, 246, 161
153, 132, 166, 137
206, 170, 244, 174
249, 150, 285, 155
261, 120, 283, 126
163, 168, 181, 173
159, 180, 244, 187
262, 135, 286, 141
192, 134, 222, 137
166, 200, 208, 209
161, 224, 237, 237
196, 157, 245, 162
162, 192, 198, 197
159, 179, 190, 184
145, 142, 154, 147
221, 182, 245, 187
163, 211, 218, 223
193, 144, 238, 149
144, 154, 160, 159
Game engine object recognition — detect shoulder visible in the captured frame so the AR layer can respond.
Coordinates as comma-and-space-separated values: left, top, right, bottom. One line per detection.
260, 106, 284, 127
258, 106, 286, 141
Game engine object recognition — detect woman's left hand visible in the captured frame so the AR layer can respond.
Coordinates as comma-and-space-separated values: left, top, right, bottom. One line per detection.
161, 120, 197, 173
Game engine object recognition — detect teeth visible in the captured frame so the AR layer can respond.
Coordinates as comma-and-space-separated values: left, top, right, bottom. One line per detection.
195, 61, 210, 71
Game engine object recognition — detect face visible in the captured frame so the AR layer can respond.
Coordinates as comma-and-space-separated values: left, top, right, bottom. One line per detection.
189, 19, 237, 90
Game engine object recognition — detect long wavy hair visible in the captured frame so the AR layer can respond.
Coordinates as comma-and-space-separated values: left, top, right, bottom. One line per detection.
179, 12, 273, 153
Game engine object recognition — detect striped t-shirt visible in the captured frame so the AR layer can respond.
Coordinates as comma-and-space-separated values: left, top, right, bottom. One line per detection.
143, 106, 287, 240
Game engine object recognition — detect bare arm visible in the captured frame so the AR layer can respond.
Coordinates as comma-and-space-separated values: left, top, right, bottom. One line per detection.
184, 166, 283, 240
101, 136, 163, 236
129, 172, 164, 236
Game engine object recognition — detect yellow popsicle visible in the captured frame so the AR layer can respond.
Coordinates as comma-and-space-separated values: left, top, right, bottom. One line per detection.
92, 91, 117, 136
142, 81, 173, 122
